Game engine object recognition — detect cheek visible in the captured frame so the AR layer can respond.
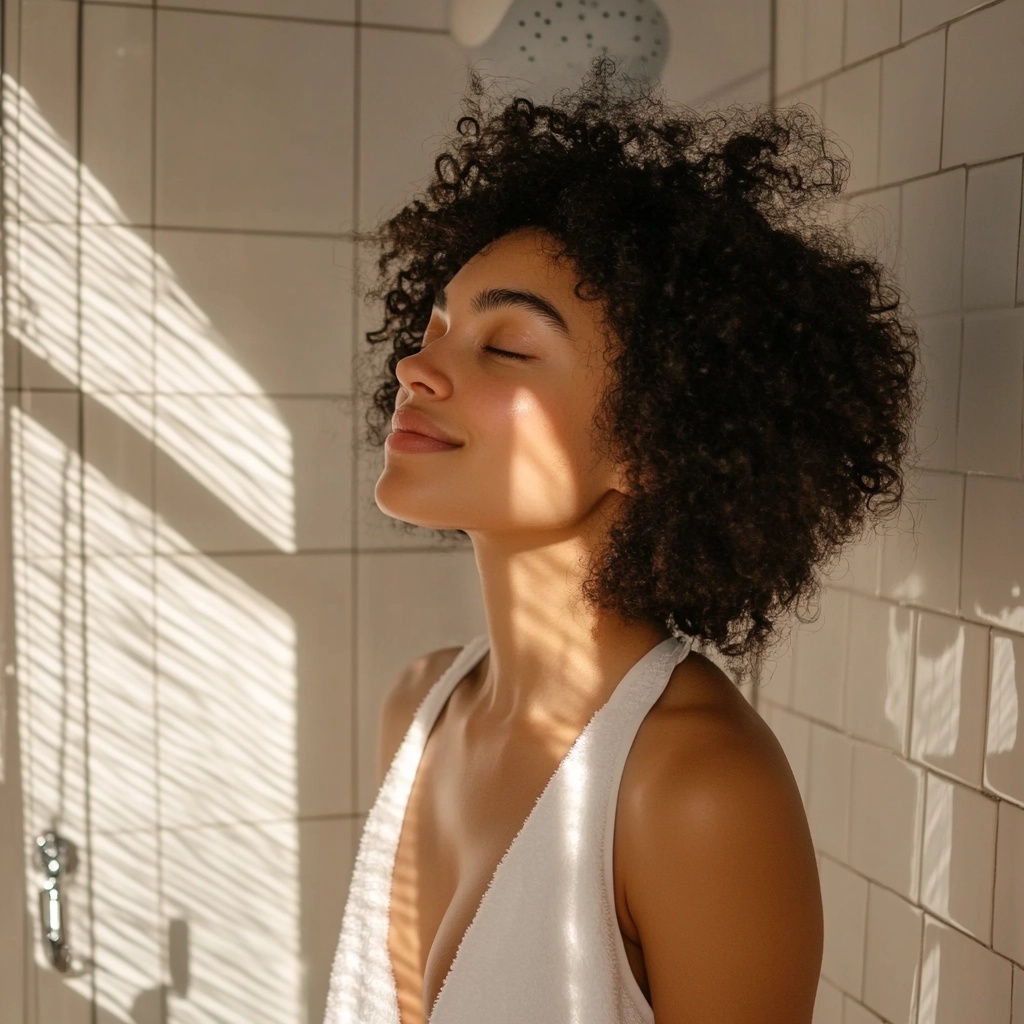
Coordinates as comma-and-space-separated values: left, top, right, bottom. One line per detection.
480, 386, 596, 515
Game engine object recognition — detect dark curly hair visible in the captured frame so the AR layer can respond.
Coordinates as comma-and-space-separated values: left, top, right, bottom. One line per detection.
352, 56, 924, 684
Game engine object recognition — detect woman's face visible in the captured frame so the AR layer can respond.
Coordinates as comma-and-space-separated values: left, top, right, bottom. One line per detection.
374, 226, 629, 536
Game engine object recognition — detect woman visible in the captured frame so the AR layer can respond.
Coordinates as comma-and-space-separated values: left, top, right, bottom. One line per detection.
326, 57, 921, 1024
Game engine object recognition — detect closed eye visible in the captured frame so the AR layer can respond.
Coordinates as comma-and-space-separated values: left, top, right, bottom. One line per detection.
485, 346, 531, 361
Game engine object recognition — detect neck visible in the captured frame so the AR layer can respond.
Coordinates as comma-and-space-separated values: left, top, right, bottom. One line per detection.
463, 523, 670, 735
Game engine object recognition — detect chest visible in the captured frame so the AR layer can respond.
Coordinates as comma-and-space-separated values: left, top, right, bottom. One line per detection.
386, 701, 653, 1024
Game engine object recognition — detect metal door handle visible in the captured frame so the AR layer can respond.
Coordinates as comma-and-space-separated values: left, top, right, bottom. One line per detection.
36, 831, 77, 972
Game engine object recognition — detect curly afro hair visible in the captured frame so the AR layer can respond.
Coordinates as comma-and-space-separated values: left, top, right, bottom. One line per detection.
352, 55, 924, 684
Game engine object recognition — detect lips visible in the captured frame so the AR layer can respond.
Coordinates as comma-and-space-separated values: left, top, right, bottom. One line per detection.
391, 407, 462, 446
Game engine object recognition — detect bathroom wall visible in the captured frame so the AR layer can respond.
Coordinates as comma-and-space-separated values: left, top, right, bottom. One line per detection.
756, 2, 1024, 1022
10, 1, 1018, 1023
0, 1, 466, 1019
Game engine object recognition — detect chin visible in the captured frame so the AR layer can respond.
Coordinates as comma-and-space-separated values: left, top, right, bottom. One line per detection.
373, 491, 456, 532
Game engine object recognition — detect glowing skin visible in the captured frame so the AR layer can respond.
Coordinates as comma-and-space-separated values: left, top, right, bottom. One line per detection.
375, 226, 670, 738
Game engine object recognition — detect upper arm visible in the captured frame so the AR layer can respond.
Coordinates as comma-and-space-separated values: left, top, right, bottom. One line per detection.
377, 646, 462, 788
627, 717, 823, 1024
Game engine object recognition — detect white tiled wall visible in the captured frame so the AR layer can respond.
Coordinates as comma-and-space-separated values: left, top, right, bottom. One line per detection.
764, 2, 1024, 1022
0, 0, 438, 1019
4, 0, 1020, 1021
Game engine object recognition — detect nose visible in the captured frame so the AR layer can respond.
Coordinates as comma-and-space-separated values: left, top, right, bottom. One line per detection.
394, 339, 453, 398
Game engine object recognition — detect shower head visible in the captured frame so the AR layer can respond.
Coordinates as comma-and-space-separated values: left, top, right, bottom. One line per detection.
449, 0, 670, 104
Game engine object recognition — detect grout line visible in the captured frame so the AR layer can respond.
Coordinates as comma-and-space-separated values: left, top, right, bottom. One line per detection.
988, 789, 1000, 951
148, 1, 167, 1012
144, 2, 448, 34
351, 0, 361, 828
840, 0, 847, 69
72, 1, 101, 1015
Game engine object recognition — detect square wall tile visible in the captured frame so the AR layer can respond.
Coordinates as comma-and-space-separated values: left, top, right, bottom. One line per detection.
879, 469, 963, 615
849, 738, 925, 899
762, 703, 811, 802
806, 724, 853, 859
16, 0, 79, 224
898, 168, 965, 318
16, 223, 81, 392
91, 830, 161, 1020
955, 309, 1024, 477
964, 158, 1023, 311
83, 393, 156, 558
790, 586, 849, 728
759, 626, 795, 707
82, 224, 155, 395
961, 476, 1024, 634
300, 817, 359, 1022
660, 0, 770, 109
863, 883, 923, 1024
812, 976, 843, 1024
12, 391, 84, 559
359, 27, 472, 229
355, 549, 486, 811
155, 552, 354, 827
986, 631, 1024, 808
920, 772, 997, 942
775, 0, 807, 95
918, 915, 1013, 1024
994, 800, 1024, 964
841, 526, 883, 596
822, 60, 880, 194
819, 855, 868, 996
162, 820, 306, 1021
844, 596, 914, 754
911, 612, 990, 788
879, 29, 945, 185
155, 0, 355, 18
804, 0, 844, 82
944, 0, 1024, 168
912, 315, 961, 472
155, 12, 355, 232
155, 231, 354, 396
844, 0, 899, 64
85, 556, 158, 834
155, 395, 353, 555
82, 3, 154, 227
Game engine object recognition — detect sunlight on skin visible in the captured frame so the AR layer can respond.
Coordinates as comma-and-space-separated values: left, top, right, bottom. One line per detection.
374, 226, 669, 730
373, 227, 675, 1022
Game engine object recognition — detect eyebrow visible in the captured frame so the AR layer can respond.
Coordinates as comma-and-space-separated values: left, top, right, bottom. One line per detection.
432, 284, 571, 339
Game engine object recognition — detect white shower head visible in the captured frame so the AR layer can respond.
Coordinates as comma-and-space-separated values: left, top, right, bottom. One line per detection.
450, 0, 670, 104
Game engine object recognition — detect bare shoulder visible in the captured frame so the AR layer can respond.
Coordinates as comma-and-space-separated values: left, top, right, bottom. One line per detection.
377, 645, 465, 788
620, 649, 823, 1022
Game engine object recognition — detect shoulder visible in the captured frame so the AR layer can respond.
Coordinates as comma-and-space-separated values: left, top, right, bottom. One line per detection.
377, 645, 465, 786
620, 651, 823, 1023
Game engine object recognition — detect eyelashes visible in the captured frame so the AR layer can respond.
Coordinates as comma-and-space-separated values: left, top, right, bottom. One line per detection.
484, 346, 531, 361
